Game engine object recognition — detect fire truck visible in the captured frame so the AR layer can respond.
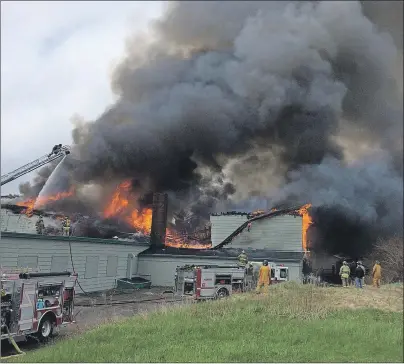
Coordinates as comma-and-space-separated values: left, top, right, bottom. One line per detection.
175, 265, 255, 300
175, 262, 290, 300
1, 270, 77, 345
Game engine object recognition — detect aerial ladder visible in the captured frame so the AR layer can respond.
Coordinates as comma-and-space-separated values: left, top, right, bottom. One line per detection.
1, 144, 70, 186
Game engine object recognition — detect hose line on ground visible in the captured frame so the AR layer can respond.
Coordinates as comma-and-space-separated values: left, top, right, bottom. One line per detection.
1, 325, 25, 359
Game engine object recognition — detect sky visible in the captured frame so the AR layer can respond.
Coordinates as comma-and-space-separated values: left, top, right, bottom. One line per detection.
1, 1, 164, 195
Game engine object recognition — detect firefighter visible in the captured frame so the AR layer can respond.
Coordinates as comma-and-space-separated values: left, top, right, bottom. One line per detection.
316, 266, 324, 286
1, 281, 5, 297
372, 260, 382, 288
339, 261, 350, 287
237, 250, 248, 267
357, 260, 366, 287
62, 216, 71, 236
256, 260, 271, 294
36, 215, 45, 235
354, 262, 365, 289
348, 261, 356, 286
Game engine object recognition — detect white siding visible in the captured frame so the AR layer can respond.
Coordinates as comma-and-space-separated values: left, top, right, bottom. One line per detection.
1, 208, 61, 234
225, 215, 303, 251
138, 255, 302, 287
0, 235, 148, 293
210, 215, 248, 247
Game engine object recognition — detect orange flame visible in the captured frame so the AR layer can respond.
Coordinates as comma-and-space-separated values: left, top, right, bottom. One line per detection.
297, 204, 312, 251
165, 228, 211, 249
251, 209, 265, 217
103, 181, 152, 235
103, 180, 211, 249
16, 188, 75, 215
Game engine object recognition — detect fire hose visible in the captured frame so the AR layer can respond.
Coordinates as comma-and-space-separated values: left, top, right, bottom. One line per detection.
75, 296, 185, 307
1, 325, 25, 359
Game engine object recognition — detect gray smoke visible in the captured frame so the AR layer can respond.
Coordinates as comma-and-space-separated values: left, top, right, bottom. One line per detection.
19, 1, 402, 252
19, 159, 60, 198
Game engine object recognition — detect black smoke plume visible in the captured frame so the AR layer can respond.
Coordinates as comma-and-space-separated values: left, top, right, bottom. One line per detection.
18, 1, 402, 255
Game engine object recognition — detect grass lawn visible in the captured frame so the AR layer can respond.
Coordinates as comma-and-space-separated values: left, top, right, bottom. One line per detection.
15, 283, 404, 363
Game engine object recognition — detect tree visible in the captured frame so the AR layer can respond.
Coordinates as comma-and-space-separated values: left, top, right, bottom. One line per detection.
368, 236, 403, 283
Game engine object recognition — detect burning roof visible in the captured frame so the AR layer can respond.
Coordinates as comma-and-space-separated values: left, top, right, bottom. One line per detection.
3, 179, 212, 249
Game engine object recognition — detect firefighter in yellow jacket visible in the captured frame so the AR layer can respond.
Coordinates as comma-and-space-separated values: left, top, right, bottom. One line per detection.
62, 216, 71, 236
372, 260, 382, 288
256, 260, 271, 294
339, 261, 350, 287
237, 250, 248, 267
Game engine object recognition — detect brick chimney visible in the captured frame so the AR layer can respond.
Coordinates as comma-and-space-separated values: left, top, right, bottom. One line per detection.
150, 192, 168, 249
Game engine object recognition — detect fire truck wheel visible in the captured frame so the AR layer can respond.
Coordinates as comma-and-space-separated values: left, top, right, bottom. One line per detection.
216, 288, 229, 299
37, 317, 54, 341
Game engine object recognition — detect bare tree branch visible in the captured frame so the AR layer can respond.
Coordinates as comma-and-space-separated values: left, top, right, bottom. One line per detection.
368, 236, 403, 283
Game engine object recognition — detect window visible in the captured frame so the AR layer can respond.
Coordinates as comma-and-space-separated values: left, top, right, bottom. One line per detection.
51, 256, 68, 272
280, 268, 288, 279
215, 275, 231, 285
17, 256, 38, 269
271, 269, 275, 278
106, 255, 118, 277
85, 256, 99, 279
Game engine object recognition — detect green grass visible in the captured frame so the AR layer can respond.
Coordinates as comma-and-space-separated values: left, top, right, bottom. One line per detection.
16, 283, 404, 363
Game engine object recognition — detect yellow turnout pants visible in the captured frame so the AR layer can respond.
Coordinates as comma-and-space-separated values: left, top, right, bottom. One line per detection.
256, 281, 269, 294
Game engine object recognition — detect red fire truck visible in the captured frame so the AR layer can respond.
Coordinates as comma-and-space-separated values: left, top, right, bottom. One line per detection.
1, 270, 77, 345
175, 263, 290, 300
175, 265, 255, 300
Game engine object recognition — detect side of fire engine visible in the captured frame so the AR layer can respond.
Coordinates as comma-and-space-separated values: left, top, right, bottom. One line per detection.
175, 262, 290, 300
175, 265, 255, 300
1, 270, 77, 343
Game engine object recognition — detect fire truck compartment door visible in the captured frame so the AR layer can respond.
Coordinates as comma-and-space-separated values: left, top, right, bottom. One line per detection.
201, 272, 215, 288
18, 283, 35, 331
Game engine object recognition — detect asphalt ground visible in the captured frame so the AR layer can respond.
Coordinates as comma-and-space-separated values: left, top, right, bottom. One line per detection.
1, 287, 188, 358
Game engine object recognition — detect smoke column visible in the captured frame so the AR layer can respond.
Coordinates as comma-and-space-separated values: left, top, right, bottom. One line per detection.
19, 1, 402, 255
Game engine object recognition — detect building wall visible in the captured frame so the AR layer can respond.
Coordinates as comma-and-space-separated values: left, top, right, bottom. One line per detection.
0, 234, 148, 293
210, 215, 248, 247
137, 255, 302, 287
1, 208, 62, 234
224, 215, 303, 251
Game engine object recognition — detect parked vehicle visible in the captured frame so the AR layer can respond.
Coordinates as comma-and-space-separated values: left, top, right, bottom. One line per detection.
1, 270, 77, 343
248, 261, 290, 284
175, 264, 255, 300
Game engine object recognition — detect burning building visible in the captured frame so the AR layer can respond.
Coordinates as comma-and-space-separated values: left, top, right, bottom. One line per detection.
2, 1, 403, 289
1, 182, 312, 289
1, 192, 311, 289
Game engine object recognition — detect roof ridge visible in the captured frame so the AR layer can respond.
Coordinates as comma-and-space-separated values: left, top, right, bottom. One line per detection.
213, 206, 305, 249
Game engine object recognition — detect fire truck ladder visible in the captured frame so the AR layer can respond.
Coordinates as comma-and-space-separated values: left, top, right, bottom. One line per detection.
1, 145, 70, 186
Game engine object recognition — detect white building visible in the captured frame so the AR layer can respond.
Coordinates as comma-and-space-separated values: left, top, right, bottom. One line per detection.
1, 206, 306, 291
210, 213, 248, 247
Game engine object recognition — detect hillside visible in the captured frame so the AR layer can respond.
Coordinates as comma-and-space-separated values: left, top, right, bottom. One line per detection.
15, 283, 404, 363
